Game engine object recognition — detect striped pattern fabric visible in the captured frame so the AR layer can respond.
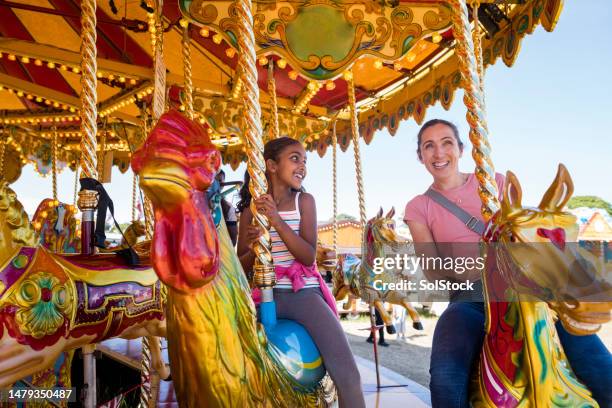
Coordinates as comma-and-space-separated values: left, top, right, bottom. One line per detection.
272, 192, 320, 289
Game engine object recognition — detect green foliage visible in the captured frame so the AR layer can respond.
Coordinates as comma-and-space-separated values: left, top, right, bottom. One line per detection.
331, 213, 357, 222
567, 196, 612, 216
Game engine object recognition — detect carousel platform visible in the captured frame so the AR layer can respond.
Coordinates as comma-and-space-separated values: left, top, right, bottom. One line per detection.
98, 338, 431, 407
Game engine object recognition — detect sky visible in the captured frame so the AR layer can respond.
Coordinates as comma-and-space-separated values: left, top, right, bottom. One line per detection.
11, 1, 612, 224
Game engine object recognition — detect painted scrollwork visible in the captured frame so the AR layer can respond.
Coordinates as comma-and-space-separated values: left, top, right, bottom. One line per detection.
11, 272, 74, 339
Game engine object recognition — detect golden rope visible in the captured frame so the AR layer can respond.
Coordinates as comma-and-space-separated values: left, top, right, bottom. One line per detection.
236, 0, 274, 287
267, 61, 279, 140
332, 120, 338, 256
78, 0, 98, 180
52, 128, 58, 202
451, 0, 499, 220
346, 72, 367, 229
180, 20, 194, 120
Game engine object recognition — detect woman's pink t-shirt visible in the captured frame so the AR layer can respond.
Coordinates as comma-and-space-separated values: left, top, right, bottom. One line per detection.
404, 172, 505, 244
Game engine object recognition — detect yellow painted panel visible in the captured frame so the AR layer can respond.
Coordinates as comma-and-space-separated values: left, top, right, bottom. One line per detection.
0, 91, 27, 109
13, 7, 81, 52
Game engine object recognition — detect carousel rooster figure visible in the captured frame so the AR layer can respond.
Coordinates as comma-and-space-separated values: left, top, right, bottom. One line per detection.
132, 110, 335, 407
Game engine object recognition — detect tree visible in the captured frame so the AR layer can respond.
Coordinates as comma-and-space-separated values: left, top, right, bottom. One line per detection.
329, 213, 357, 222
567, 196, 612, 216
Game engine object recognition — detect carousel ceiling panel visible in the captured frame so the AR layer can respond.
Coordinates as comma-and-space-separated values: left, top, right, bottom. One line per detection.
0, 91, 28, 109
57, 69, 121, 103
12, 6, 81, 52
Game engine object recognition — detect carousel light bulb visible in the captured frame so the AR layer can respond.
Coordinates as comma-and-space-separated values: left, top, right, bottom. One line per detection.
21, 56, 30, 63
258, 56, 268, 66
69, 107, 76, 113
8, 54, 16, 61
108, 74, 115, 81
97, 72, 103, 78
119, 76, 126, 83
129, 78, 137, 85
407, 52, 416, 63
200, 28, 210, 37
36, 96, 43, 102
17, 91, 24, 97
53, 200, 59, 207
325, 81, 335, 91
307, 81, 317, 91
288, 70, 298, 80
394, 62, 402, 71
47, 62, 56, 68
34, 222, 41, 230
179, 18, 189, 29
225, 48, 236, 58
26, 94, 33, 100
60, 65, 68, 71
432, 32, 442, 44
34, 59, 43, 66
212, 34, 223, 44
72, 67, 80, 73
277, 59, 287, 69
374, 60, 383, 69
41, 211, 48, 218
343, 71, 353, 81
53, 102, 60, 108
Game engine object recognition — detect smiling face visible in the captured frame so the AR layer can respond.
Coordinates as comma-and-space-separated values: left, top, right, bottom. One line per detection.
418, 123, 463, 180
267, 143, 307, 190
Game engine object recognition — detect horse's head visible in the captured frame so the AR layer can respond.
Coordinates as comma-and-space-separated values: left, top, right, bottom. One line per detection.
132, 110, 221, 293
316, 242, 337, 274
0, 183, 38, 266
485, 164, 611, 335
367, 207, 408, 248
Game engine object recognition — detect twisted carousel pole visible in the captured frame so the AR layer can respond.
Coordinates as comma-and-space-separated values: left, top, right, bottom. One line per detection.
52, 128, 58, 203
0, 132, 5, 183
331, 120, 338, 258
180, 19, 194, 120
268, 61, 279, 141
450, 0, 499, 219
236, 0, 275, 316
76, 1, 98, 406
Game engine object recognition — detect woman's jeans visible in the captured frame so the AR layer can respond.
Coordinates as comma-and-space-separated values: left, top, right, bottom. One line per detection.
430, 302, 612, 408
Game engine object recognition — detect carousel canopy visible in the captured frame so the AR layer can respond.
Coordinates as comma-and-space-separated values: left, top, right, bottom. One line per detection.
0, 0, 563, 178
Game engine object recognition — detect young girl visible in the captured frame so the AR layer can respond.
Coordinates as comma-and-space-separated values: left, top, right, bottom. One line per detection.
237, 137, 365, 408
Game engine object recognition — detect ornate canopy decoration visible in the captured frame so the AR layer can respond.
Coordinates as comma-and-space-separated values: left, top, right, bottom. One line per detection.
0, 0, 563, 176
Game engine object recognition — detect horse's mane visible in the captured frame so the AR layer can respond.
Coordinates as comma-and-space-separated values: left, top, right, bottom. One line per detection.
0, 182, 38, 246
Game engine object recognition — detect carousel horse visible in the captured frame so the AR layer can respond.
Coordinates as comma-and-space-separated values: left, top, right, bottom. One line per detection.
471, 164, 612, 406
333, 208, 423, 332
0, 182, 167, 388
316, 242, 337, 282
132, 110, 335, 407
32, 198, 81, 253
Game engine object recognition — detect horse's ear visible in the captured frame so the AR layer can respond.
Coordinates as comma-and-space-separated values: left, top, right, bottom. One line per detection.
385, 207, 395, 219
538, 164, 574, 212
377, 207, 383, 219
502, 170, 523, 212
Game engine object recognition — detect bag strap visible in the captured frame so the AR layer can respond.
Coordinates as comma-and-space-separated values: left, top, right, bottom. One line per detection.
424, 188, 485, 235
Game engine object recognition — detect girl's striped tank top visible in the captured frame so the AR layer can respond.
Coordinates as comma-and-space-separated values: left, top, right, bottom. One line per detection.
271, 192, 320, 289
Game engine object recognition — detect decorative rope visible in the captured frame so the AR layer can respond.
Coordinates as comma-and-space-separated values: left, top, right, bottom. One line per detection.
181, 20, 194, 120
450, 0, 499, 220
267, 61, 279, 140
78, 0, 98, 180
346, 72, 367, 229
52, 128, 58, 201
236, 0, 274, 286
332, 120, 338, 257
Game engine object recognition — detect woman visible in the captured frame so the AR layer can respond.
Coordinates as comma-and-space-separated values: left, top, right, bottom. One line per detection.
404, 119, 612, 408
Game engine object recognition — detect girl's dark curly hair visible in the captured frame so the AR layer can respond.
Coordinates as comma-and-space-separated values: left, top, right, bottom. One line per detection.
237, 137, 303, 213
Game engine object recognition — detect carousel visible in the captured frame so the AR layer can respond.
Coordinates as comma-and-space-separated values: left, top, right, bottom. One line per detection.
1, 0, 610, 407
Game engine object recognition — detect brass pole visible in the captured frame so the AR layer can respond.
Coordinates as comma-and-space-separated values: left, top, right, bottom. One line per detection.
268, 61, 279, 140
